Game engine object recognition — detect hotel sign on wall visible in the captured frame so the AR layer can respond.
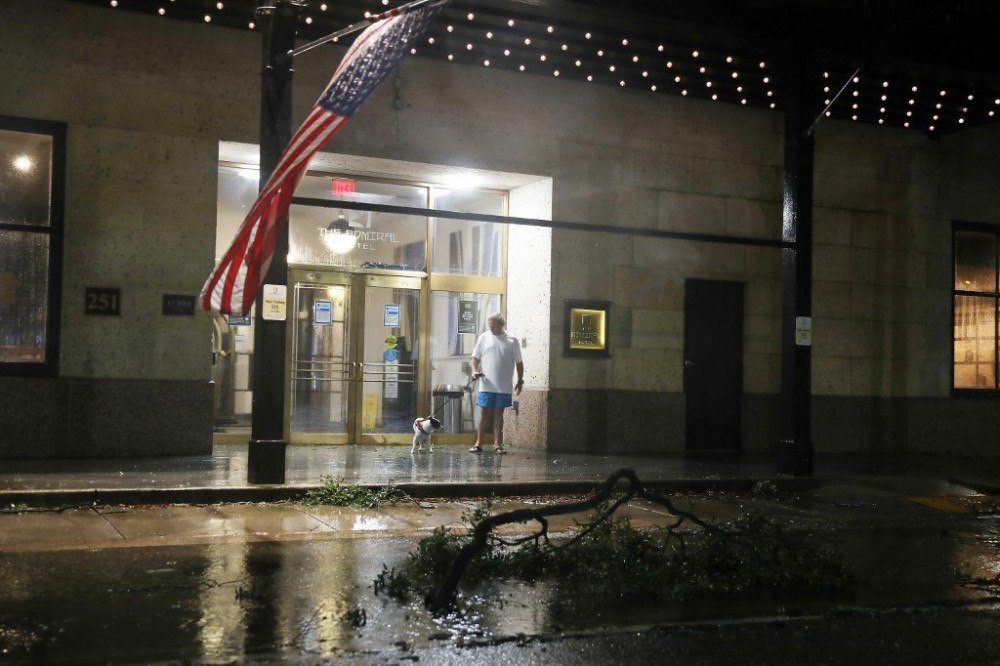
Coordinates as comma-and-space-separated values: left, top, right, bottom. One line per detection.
564, 300, 610, 357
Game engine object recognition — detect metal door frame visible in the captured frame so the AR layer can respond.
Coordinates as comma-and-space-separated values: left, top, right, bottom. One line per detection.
285, 268, 428, 444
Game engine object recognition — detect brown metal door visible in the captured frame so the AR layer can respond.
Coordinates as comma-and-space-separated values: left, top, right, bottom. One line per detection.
683, 279, 744, 452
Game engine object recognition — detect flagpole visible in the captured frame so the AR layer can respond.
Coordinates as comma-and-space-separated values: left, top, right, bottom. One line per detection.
289, 0, 449, 57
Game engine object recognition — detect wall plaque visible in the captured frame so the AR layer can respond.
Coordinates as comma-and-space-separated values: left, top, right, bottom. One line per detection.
563, 300, 611, 357
162, 293, 196, 316
85, 287, 121, 316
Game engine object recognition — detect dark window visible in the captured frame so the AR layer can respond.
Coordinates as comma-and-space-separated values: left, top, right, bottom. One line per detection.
953, 223, 1000, 391
0, 116, 65, 377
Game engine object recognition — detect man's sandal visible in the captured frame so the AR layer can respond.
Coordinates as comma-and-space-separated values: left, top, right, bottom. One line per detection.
469, 445, 483, 453
494, 446, 505, 454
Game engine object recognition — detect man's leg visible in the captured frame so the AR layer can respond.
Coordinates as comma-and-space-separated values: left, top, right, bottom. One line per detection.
493, 407, 504, 450
471, 406, 490, 452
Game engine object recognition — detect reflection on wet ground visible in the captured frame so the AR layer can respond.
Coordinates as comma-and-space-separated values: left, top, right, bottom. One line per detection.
3, 482, 1000, 661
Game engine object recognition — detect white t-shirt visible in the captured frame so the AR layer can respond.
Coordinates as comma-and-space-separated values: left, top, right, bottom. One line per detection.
472, 331, 522, 395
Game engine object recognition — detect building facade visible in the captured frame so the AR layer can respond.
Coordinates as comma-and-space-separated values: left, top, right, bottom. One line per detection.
2, 0, 1000, 460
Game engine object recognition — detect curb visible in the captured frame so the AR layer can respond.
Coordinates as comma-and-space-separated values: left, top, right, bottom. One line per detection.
0, 476, 821, 508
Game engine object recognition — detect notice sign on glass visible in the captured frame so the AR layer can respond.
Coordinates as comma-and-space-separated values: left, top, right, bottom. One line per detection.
314, 299, 332, 325
564, 300, 610, 357
384, 303, 400, 327
458, 300, 478, 334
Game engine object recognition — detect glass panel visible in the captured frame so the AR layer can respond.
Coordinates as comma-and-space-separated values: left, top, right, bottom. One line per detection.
955, 230, 996, 292
291, 283, 351, 433
429, 291, 501, 432
211, 310, 254, 434
0, 129, 52, 227
215, 165, 260, 260
289, 206, 426, 271
432, 189, 505, 277
361, 285, 420, 434
953, 295, 996, 389
0, 230, 49, 363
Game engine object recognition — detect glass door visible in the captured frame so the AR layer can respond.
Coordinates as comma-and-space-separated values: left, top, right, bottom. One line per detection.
288, 269, 425, 444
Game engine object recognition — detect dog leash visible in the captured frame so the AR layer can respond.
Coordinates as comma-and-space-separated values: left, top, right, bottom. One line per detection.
427, 374, 481, 420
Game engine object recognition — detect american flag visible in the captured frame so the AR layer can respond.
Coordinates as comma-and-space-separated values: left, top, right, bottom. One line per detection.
200, 1, 445, 315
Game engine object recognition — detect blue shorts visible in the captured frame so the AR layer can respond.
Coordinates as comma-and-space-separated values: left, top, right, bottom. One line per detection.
476, 391, 512, 409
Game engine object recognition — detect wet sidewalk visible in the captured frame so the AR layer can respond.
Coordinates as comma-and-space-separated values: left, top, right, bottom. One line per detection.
2, 443, 999, 506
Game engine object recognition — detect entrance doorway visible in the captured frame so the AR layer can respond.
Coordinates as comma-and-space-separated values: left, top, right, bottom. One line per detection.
289, 269, 423, 444
683, 279, 744, 452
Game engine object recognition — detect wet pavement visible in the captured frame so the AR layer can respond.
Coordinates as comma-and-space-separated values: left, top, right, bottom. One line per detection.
3, 473, 1000, 662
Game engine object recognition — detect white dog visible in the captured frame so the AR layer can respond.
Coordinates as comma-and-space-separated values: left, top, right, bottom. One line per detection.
411, 415, 443, 453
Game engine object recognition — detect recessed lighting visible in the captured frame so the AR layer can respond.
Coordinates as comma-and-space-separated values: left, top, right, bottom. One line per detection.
467, 12, 474, 20
651, 84, 657, 91
692, 50, 699, 57
508, 19, 514, 27
524, 38, 531, 45
547, 25, 554, 33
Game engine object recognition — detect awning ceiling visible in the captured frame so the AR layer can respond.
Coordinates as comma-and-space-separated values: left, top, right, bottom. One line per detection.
65, 0, 1000, 135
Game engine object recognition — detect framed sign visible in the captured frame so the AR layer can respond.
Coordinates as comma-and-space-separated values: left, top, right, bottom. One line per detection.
262, 284, 287, 321
563, 300, 610, 357
384, 303, 400, 327
85, 287, 121, 316
314, 299, 332, 324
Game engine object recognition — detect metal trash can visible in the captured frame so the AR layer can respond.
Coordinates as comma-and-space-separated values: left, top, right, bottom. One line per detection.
432, 384, 465, 431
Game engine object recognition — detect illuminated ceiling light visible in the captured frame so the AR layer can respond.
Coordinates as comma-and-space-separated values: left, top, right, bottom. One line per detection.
305, 16, 312, 24
13, 155, 32, 172
699, 66, 706, 74
447, 25, 453, 32
620, 80, 625, 86
682, 89, 688, 95
575, 60, 581, 66
587, 75, 593, 81
904, 121, 910, 127
609, 64, 615, 71
711, 94, 718, 100
324, 213, 358, 254
853, 76, 859, 83
651, 84, 657, 91
428, 37, 435, 44
562, 44, 568, 51
632, 55, 639, 63
726, 56, 733, 63
524, 38, 531, 45
157, 7, 165, 15
540, 54, 547, 61
597, 49, 604, 56
658, 45, 664, 52
706, 81, 713, 87
674, 76, 681, 83
741, 99, 747, 105
878, 118, 884, 124
959, 118, 965, 124
732, 72, 738, 79
759, 61, 766, 68
248, 21, 254, 28
503, 49, 510, 56
508, 19, 515, 27
203, 14, 211, 22
485, 32, 491, 39
666, 61, 673, 68
908, 99, 915, 105
642, 71, 648, 77
483, 59, 489, 67
763, 76, 770, 83
882, 81, 889, 87
881, 94, 887, 101
466, 12, 474, 20
547, 25, 554, 33
692, 50, 699, 57
852, 90, 858, 97
466, 43, 472, 50
823, 71, 829, 78
554, 70, 560, 77
518, 64, 524, 71
585, 32, 592, 39
448, 54, 454, 60
940, 90, 947, 96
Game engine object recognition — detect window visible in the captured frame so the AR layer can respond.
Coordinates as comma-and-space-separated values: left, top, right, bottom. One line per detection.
954, 223, 1000, 391
0, 116, 64, 377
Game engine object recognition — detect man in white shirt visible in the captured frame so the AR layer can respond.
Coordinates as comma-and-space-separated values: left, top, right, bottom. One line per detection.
469, 313, 523, 453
